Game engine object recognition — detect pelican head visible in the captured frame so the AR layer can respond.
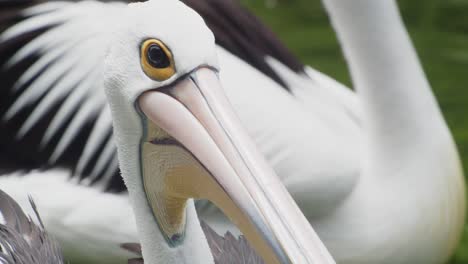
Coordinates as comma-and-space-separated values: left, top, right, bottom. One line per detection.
103, 0, 332, 263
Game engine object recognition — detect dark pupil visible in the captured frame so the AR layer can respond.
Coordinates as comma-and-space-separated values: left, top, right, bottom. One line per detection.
147, 44, 170, 68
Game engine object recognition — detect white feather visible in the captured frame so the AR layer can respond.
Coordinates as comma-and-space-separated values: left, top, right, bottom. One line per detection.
93, 153, 119, 190
22, 2, 72, 17
1, 5, 83, 41
6, 50, 83, 121
76, 107, 113, 177
41, 70, 101, 147
17, 53, 100, 138
49, 95, 104, 163
8, 44, 70, 92
84, 136, 115, 185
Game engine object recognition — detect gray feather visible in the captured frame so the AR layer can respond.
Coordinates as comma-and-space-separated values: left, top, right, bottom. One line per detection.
0, 190, 64, 264
0, 190, 31, 236
201, 221, 264, 264
121, 221, 264, 264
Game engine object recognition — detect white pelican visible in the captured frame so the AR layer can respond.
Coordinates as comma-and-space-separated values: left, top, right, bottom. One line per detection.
0, 0, 465, 263
101, 1, 332, 263
0, 0, 334, 263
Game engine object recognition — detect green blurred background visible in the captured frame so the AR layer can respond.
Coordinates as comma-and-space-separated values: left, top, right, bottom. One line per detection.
240, 0, 468, 262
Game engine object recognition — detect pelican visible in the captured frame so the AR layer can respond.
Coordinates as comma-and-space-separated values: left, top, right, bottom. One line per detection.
0, 0, 465, 263
0, 0, 333, 263
101, 1, 332, 263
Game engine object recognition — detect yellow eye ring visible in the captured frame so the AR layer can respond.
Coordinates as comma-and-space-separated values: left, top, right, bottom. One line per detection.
141, 39, 175, 81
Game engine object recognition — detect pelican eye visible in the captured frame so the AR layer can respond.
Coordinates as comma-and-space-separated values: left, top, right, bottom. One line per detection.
147, 44, 170, 68
141, 39, 175, 81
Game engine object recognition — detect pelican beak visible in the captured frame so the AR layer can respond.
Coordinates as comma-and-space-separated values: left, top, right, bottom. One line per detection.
137, 67, 334, 264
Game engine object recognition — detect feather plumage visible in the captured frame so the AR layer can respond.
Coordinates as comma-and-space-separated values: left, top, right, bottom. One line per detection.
0, 190, 64, 264
0, 1, 125, 191
120, 221, 264, 264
